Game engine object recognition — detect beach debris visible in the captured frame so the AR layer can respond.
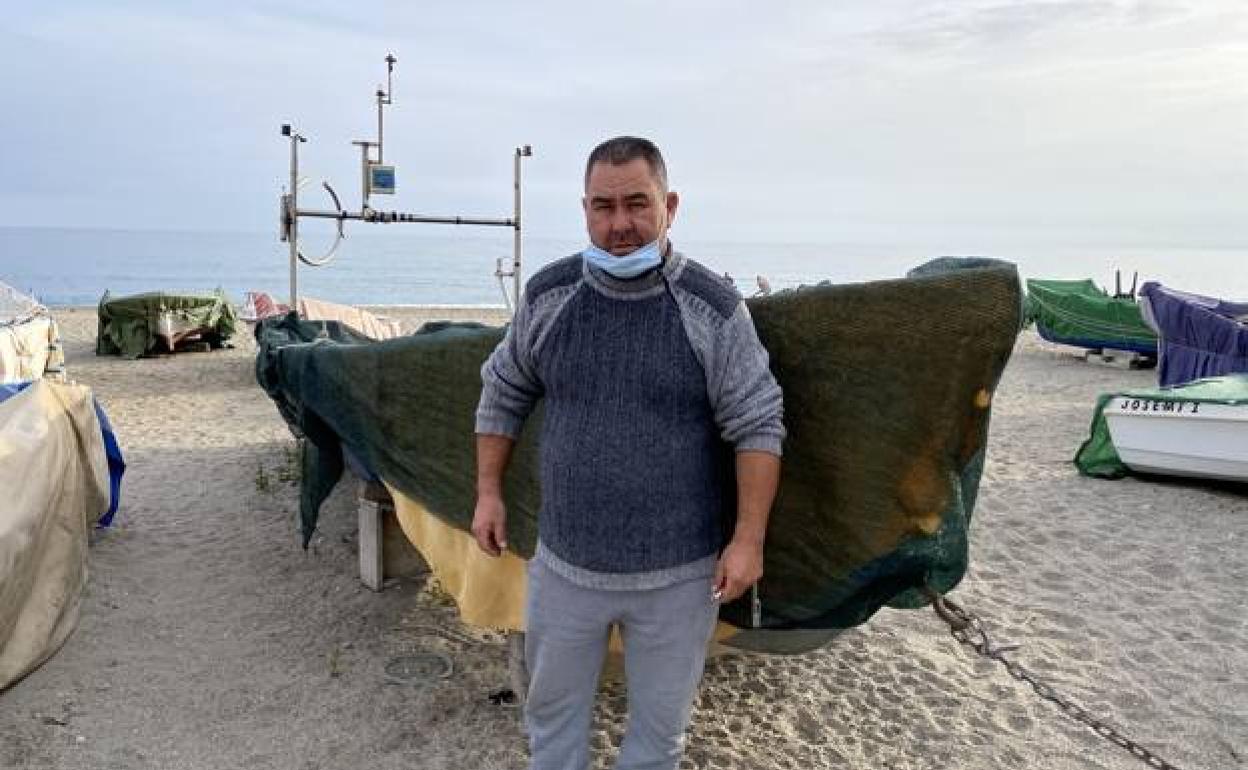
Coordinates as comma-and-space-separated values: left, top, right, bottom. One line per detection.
383, 652, 453, 685
253, 464, 271, 494
277, 444, 301, 484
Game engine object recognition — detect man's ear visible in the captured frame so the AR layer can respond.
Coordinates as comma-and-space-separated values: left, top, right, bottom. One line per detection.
666, 191, 680, 225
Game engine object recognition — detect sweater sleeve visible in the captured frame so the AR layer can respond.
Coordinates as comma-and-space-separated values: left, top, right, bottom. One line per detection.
709, 302, 786, 455
475, 299, 544, 438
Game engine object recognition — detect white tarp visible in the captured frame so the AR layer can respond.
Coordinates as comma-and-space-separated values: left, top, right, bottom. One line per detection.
0, 281, 62, 384
0, 381, 109, 691
0, 281, 45, 326
1, 317, 65, 384
298, 297, 403, 340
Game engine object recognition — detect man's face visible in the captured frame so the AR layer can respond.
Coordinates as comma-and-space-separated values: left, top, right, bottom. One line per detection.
583, 158, 679, 256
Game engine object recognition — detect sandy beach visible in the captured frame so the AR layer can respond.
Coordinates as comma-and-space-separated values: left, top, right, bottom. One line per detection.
1, 306, 1243, 770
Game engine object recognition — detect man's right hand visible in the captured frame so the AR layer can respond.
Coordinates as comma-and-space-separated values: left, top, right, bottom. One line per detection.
471, 493, 508, 557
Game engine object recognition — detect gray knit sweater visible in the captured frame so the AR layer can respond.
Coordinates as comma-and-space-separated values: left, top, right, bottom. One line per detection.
475, 249, 785, 588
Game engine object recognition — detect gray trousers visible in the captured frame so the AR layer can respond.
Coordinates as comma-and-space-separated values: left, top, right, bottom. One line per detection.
524, 558, 719, 770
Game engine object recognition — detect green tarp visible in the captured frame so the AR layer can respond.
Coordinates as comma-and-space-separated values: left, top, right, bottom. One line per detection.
1074, 374, 1248, 479
97, 290, 237, 359
256, 258, 1022, 637
1023, 279, 1101, 326
1025, 278, 1157, 354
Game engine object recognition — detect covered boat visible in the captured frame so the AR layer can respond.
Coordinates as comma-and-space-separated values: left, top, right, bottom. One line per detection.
0, 281, 65, 383
1074, 374, 1248, 482
242, 292, 403, 340
255, 257, 1023, 652
0, 381, 117, 690
1138, 282, 1248, 387
1025, 277, 1157, 356
97, 289, 238, 358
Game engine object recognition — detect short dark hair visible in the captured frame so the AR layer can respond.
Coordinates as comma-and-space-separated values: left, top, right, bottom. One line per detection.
584, 136, 668, 191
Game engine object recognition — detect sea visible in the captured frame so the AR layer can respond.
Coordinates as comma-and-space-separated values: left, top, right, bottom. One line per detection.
1, 226, 1244, 307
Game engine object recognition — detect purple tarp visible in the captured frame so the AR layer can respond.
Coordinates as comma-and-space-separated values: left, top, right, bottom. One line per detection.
1139, 282, 1248, 386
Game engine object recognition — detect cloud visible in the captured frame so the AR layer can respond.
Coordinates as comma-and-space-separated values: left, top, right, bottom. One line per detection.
868, 0, 1199, 57
0, 1, 1243, 249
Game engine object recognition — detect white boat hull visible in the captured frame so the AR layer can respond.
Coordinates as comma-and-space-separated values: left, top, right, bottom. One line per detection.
1105, 396, 1248, 482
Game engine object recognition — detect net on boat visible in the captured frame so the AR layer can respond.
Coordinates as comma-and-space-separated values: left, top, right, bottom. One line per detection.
256, 257, 1023, 648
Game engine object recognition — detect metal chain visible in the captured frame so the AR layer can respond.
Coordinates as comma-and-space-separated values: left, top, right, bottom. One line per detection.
924, 588, 1184, 770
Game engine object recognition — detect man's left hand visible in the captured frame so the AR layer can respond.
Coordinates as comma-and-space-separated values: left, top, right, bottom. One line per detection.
713, 539, 764, 603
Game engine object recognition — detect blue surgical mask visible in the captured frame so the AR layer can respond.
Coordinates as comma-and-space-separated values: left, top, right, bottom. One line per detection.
582, 240, 664, 279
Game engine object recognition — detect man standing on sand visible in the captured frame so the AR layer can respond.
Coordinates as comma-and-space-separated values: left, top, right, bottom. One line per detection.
472, 136, 784, 770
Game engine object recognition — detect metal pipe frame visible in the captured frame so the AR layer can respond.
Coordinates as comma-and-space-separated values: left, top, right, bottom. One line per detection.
281, 54, 531, 313
299, 209, 517, 227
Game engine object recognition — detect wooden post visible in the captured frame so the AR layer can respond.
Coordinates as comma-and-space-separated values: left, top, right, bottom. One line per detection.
357, 480, 390, 591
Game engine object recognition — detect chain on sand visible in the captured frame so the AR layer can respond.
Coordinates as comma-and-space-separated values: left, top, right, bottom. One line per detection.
925, 589, 1185, 770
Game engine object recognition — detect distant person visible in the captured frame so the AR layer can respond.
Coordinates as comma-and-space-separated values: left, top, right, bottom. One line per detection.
472, 136, 785, 770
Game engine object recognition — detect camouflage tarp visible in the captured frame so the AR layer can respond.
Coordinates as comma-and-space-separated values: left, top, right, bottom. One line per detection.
97, 290, 237, 359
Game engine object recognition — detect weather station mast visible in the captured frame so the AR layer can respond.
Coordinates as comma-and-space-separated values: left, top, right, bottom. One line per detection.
279, 54, 532, 312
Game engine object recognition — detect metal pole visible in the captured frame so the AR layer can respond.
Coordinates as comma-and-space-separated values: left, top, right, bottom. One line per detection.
360, 143, 371, 211
300, 209, 513, 226
289, 133, 300, 310
513, 149, 521, 309
380, 54, 395, 164
513, 145, 531, 309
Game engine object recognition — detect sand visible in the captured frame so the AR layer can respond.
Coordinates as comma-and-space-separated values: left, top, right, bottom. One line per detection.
0, 307, 1243, 770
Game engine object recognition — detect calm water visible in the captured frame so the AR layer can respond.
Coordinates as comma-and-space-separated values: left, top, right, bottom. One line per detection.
1, 226, 1243, 306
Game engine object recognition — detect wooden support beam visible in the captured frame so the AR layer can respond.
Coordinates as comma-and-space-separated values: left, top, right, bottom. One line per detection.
358, 497, 384, 592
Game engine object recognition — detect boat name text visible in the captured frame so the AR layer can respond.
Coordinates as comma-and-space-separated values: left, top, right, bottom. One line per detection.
1118, 399, 1200, 414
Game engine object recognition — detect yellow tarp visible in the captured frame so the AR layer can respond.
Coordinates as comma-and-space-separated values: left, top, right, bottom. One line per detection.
0, 381, 109, 690
387, 481, 528, 630
386, 483, 739, 647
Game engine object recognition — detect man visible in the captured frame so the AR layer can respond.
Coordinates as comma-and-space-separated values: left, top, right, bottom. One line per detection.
472, 136, 784, 770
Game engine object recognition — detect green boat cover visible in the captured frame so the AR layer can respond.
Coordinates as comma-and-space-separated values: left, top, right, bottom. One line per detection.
256, 258, 1022, 635
1025, 278, 1157, 354
1022, 279, 1101, 326
97, 290, 238, 359
1074, 374, 1248, 479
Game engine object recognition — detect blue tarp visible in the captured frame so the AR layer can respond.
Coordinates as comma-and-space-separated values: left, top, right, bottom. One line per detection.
1139, 282, 1248, 387
0, 382, 125, 526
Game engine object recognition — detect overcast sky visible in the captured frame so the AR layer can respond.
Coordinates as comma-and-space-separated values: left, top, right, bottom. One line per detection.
1, 1, 1244, 250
